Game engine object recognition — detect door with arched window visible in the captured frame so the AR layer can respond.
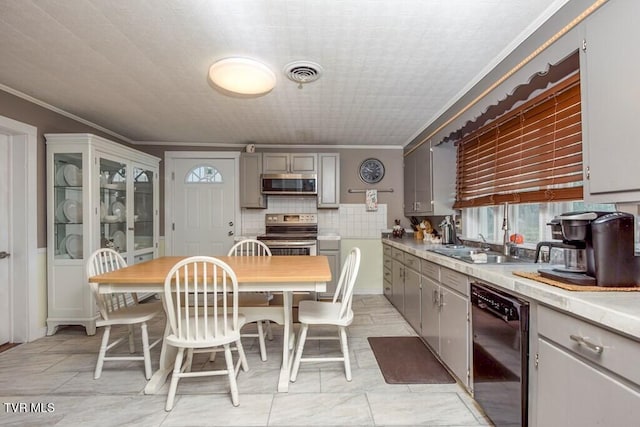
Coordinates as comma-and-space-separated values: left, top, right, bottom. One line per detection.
170, 157, 236, 255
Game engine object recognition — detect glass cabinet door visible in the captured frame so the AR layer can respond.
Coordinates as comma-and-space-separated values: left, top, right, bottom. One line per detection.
133, 166, 154, 251
99, 158, 127, 253
53, 153, 84, 260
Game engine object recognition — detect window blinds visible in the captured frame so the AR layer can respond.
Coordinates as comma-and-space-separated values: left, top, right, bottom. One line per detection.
454, 73, 582, 208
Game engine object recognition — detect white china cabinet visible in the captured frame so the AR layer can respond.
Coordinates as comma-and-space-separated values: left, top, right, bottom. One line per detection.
46, 134, 160, 335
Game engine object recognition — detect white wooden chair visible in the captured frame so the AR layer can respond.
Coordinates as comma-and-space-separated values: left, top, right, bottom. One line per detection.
290, 247, 361, 382
227, 239, 273, 362
86, 248, 163, 380
163, 256, 249, 410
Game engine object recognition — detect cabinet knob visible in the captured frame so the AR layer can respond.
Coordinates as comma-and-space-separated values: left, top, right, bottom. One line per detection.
0, 251, 10, 259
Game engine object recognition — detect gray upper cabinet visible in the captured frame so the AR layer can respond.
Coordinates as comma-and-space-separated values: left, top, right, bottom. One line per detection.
404, 140, 455, 216
581, 0, 640, 203
404, 143, 430, 215
317, 153, 340, 208
250, 152, 338, 208
239, 153, 266, 208
263, 153, 317, 174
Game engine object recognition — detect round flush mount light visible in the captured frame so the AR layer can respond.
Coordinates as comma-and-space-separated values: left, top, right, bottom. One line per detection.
208, 57, 276, 97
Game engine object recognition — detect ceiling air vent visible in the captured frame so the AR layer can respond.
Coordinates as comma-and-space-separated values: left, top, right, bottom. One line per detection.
284, 61, 323, 88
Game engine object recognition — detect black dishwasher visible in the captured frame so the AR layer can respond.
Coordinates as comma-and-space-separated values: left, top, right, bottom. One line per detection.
471, 282, 529, 427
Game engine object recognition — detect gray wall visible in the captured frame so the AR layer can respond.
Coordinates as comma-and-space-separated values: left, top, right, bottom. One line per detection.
0, 84, 403, 246
3, 0, 597, 246
406, 0, 593, 150
141, 145, 404, 234
0, 90, 130, 248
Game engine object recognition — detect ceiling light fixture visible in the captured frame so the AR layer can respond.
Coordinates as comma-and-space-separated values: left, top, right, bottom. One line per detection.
208, 57, 276, 97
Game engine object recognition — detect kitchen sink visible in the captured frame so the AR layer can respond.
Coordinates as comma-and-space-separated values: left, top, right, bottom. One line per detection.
428, 246, 533, 264
454, 253, 532, 264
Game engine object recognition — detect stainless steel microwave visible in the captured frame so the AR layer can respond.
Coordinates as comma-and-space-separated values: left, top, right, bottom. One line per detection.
261, 173, 317, 195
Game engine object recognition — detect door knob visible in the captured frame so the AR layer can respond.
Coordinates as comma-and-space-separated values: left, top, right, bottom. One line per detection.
228, 221, 234, 226
0, 251, 10, 259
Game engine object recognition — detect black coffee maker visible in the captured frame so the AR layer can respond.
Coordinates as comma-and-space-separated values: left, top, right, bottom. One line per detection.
538, 211, 638, 287
535, 216, 587, 271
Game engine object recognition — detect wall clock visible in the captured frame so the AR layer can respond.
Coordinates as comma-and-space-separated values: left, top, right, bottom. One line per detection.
359, 158, 385, 184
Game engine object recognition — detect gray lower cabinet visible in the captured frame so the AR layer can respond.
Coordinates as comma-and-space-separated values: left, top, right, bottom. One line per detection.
383, 246, 393, 299
420, 260, 470, 389
421, 275, 440, 352
403, 254, 421, 333
239, 153, 266, 208
390, 247, 405, 312
391, 258, 404, 313
535, 305, 640, 426
382, 243, 470, 388
318, 239, 340, 298
438, 286, 469, 387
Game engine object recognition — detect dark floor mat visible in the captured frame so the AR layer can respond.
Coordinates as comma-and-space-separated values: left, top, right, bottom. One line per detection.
367, 336, 455, 384
0, 342, 20, 354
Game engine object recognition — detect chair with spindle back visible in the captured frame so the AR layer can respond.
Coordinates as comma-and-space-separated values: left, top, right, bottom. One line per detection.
163, 256, 248, 410
290, 247, 361, 382
227, 239, 274, 362
86, 248, 162, 380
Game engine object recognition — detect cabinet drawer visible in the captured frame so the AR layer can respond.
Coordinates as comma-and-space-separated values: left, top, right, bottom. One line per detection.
318, 239, 340, 251
392, 248, 404, 262
440, 267, 468, 296
383, 244, 392, 257
421, 260, 440, 281
383, 268, 392, 284
538, 305, 640, 386
403, 253, 420, 271
383, 255, 392, 271
133, 253, 154, 264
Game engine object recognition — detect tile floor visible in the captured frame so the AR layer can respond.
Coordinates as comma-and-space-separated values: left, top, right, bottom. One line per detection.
0, 295, 491, 426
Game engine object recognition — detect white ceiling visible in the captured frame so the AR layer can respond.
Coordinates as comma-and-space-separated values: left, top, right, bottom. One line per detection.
0, 0, 567, 147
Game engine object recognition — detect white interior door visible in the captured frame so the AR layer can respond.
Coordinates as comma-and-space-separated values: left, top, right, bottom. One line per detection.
0, 134, 10, 345
171, 158, 236, 256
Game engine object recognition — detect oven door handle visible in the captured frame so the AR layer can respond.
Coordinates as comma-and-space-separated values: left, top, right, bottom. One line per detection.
263, 241, 316, 246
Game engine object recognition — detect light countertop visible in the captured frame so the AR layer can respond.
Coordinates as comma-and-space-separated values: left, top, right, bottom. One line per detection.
383, 237, 640, 341
317, 235, 341, 241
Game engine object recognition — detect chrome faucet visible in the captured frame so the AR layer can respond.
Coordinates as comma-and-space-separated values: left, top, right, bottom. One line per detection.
502, 202, 511, 256
478, 233, 490, 251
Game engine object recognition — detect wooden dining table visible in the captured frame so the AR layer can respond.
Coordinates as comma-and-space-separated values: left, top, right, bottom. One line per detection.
88, 255, 331, 393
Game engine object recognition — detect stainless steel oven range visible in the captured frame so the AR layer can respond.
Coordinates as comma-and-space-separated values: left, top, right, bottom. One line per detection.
257, 213, 317, 256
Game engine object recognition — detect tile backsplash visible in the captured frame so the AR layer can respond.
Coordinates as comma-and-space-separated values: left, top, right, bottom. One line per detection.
241, 196, 387, 238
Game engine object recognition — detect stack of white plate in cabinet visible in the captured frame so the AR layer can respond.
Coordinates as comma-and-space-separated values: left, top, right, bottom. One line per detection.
55, 164, 82, 186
